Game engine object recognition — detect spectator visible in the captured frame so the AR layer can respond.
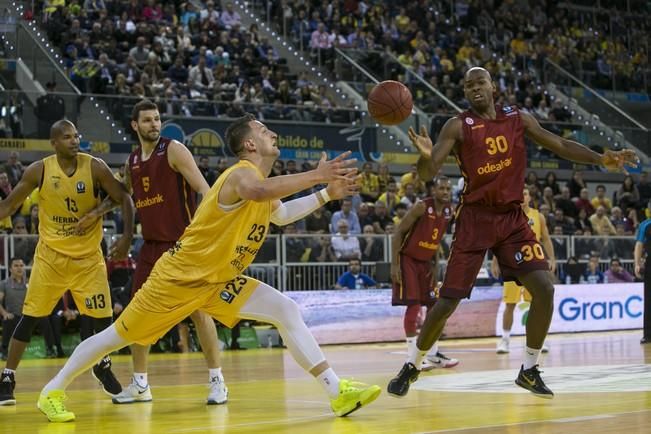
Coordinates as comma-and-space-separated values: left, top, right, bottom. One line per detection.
359, 162, 379, 202
188, 55, 214, 90
377, 163, 392, 193
400, 183, 418, 209
26, 204, 38, 234
0, 172, 12, 200
378, 180, 401, 212
360, 224, 383, 262
574, 208, 593, 235
610, 206, 634, 234
283, 223, 307, 262
331, 219, 361, 261
555, 187, 576, 218
34, 82, 65, 139
330, 197, 360, 234
305, 207, 331, 233
589, 205, 617, 235
393, 202, 408, 225
542, 171, 560, 197
604, 258, 634, 283
371, 201, 393, 234
567, 171, 587, 199
551, 225, 569, 260
356, 202, 373, 228
220, 2, 241, 29
11, 216, 36, 265
541, 186, 556, 213
553, 209, 574, 235
399, 164, 425, 196
574, 188, 595, 216
615, 175, 640, 210
308, 234, 337, 262
583, 255, 605, 284
335, 258, 376, 289
591, 184, 612, 212
192, 152, 215, 182
3, 152, 24, 188
129, 36, 150, 68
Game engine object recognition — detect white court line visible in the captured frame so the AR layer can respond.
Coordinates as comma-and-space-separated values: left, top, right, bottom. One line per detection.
414, 408, 651, 434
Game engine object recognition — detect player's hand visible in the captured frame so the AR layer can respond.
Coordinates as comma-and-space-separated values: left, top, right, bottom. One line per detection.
390, 263, 401, 284
109, 235, 132, 260
490, 259, 501, 278
113, 303, 123, 315
2, 312, 12, 320
325, 170, 360, 200
408, 125, 433, 158
63, 309, 77, 321
635, 263, 642, 279
548, 258, 557, 274
314, 151, 357, 183
74, 211, 100, 235
601, 149, 639, 173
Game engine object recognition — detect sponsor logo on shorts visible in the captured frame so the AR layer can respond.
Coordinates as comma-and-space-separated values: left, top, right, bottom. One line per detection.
76, 181, 86, 194
515, 251, 524, 264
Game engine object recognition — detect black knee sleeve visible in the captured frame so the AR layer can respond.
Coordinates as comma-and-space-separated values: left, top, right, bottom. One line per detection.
12, 315, 41, 342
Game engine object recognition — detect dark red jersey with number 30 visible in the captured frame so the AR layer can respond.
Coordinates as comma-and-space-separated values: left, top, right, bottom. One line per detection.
456, 105, 527, 207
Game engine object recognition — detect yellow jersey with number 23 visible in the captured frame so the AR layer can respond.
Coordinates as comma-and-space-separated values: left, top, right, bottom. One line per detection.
153, 159, 272, 285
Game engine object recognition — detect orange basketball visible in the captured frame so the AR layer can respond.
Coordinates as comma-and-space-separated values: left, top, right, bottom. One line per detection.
367, 80, 413, 125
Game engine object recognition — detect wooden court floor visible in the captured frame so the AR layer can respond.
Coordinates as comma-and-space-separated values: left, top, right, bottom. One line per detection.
2, 330, 651, 434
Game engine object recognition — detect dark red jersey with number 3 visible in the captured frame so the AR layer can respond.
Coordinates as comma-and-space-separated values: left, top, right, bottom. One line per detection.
456, 105, 527, 207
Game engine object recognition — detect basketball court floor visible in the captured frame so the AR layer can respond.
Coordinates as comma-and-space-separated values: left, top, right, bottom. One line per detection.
3, 330, 650, 433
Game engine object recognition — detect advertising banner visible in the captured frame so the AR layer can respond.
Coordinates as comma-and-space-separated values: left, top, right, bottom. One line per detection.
496, 283, 644, 335
107, 118, 378, 160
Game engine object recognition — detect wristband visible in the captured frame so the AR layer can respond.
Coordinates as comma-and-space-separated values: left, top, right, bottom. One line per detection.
317, 188, 331, 205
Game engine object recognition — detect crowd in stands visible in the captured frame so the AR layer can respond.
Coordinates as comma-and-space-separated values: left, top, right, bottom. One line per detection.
38, 0, 357, 123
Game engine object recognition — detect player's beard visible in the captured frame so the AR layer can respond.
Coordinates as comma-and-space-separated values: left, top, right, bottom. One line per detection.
139, 128, 160, 143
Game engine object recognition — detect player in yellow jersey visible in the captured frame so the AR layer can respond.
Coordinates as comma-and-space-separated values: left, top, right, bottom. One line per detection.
491, 187, 556, 354
38, 114, 381, 422
0, 120, 134, 408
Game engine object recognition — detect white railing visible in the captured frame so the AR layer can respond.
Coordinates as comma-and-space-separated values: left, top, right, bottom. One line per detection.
0, 233, 637, 291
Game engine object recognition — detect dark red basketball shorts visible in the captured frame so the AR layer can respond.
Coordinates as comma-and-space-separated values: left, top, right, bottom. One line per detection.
441, 204, 548, 299
131, 240, 176, 296
392, 254, 437, 306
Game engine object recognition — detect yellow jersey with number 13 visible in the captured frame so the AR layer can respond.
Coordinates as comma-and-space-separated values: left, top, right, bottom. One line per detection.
153, 159, 272, 285
38, 154, 102, 258
525, 207, 542, 241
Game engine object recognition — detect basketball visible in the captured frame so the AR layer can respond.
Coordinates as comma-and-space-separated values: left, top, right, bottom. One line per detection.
367, 80, 413, 125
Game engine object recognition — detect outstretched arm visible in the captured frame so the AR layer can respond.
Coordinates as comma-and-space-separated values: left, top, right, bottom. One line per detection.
521, 112, 638, 171
220, 151, 356, 206
270, 170, 359, 226
411, 118, 462, 180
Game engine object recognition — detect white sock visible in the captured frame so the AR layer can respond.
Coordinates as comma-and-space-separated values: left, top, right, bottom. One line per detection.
406, 336, 417, 357
502, 329, 511, 340
133, 372, 148, 387
43, 326, 127, 394
407, 341, 427, 368
316, 368, 340, 399
3, 368, 15, 376
426, 342, 439, 357
209, 368, 223, 383
523, 346, 541, 370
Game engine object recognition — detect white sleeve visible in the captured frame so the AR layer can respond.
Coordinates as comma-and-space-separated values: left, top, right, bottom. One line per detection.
270, 189, 331, 226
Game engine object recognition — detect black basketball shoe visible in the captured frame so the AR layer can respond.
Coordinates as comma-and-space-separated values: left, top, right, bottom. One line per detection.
92, 356, 122, 395
387, 362, 420, 397
0, 371, 16, 405
515, 365, 554, 399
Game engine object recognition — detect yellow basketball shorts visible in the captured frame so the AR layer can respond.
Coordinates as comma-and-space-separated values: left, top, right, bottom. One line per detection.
502, 280, 532, 304
116, 270, 259, 345
23, 242, 112, 318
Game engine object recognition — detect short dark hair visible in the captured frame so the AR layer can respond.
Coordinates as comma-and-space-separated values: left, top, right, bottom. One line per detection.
225, 113, 256, 156
9, 257, 23, 266
395, 202, 408, 211
596, 184, 606, 191
610, 257, 621, 266
434, 175, 449, 185
349, 258, 361, 266
131, 99, 159, 121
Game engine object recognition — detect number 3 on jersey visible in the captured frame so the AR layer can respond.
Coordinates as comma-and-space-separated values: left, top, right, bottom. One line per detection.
485, 135, 509, 155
